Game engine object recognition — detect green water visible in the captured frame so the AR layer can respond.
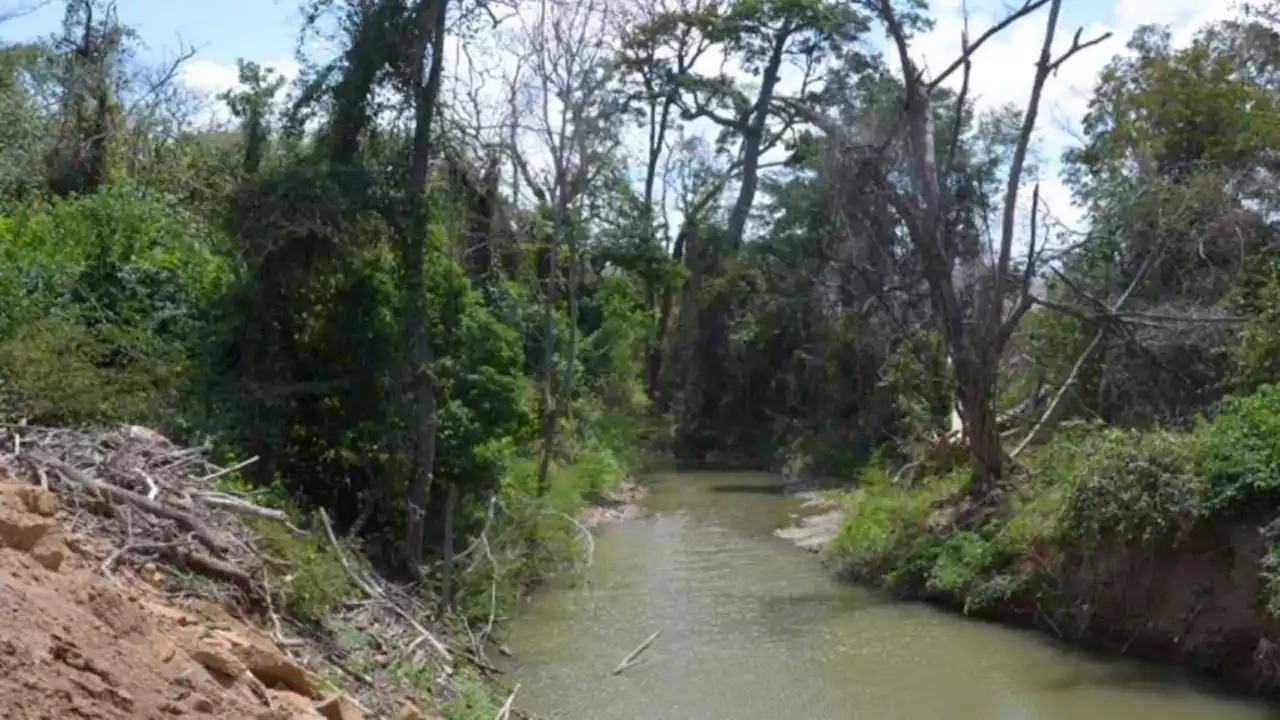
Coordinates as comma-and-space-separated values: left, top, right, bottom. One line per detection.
505, 471, 1279, 720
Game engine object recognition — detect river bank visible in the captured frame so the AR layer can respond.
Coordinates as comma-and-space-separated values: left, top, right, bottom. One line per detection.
505, 469, 1274, 719
782, 400, 1280, 700
578, 481, 646, 529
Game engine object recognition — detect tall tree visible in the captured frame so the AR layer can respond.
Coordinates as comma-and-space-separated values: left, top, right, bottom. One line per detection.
797, 0, 1108, 491
636, 0, 870, 455
401, 0, 450, 574
506, 0, 621, 495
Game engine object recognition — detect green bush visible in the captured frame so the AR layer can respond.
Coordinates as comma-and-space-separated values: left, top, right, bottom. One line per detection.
1200, 384, 1280, 515
1056, 427, 1206, 543
440, 671, 498, 720
925, 530, 1028, 612
826, 459, 966, 577
212, 473, 357, 622
0, 189, 226, 427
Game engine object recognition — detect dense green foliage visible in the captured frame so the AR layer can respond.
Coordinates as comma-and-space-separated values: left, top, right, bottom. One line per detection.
0, 0, 654, 619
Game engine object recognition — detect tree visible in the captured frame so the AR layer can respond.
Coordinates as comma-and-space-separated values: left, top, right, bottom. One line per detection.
400, 0, 450, 575
46, 0, 129, 196
505, 0, 622, 496
798, 0, 1108, 491
219, 61, 287, 175
638, 0, 871, 455
616, 0, 733, 404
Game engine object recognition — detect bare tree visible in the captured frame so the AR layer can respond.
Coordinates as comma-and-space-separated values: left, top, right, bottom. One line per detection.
798, 0, 1108, 491
505, 0, 621, 495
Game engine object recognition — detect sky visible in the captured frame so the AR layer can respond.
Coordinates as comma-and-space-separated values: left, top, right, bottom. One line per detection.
0, 0, 1240, 233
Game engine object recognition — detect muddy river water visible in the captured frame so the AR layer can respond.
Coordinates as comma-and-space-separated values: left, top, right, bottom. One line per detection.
506, 471, 1280, 719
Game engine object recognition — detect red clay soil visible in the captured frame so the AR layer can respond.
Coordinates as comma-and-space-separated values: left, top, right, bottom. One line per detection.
0, 482, 371, 720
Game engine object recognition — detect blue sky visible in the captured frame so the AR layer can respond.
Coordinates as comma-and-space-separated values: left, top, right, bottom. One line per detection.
1, 0, 300, 68
1, 0, 1234, 231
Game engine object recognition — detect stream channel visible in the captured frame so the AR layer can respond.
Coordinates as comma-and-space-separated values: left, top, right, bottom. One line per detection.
506, 471, 1280, 719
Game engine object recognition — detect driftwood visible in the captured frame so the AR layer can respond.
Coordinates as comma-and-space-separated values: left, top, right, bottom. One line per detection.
612, 630, 660, 675
494, 684, 520, 720
25, 449, 228, 556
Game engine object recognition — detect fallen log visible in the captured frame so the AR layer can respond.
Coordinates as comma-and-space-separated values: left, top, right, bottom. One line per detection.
25, 450, 228, 556
192, 492, 306, 535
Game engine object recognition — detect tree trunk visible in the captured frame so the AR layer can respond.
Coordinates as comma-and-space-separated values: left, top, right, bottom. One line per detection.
647, 224, 686, 409
402, 0, 449, 575
535, 207, 563, 497
438, 481, 458, 611
561, 225, 581, 425
956, 363, 1004, 491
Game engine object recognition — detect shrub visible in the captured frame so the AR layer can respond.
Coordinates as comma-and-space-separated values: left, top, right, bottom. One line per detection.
212, 473, 356, 622
440, 671, 497, 720
1056, 427, 1206, 543
1200, 384, 1280, 516
826, 459, 966, 577
925, 530, 1028, 612
0, 189, 226, 427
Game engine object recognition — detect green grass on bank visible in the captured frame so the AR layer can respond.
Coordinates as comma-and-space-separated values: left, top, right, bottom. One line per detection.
826, 383, 1280, 617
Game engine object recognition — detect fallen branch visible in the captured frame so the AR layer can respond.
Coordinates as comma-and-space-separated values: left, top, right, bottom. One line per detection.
138, 470, 161, 500
164, 545, 256, 593
612, 630, 660, 675
101, 541, 180, 577
495, 683, 520, 720
319, 508, 452, 667
196, 456, 259, 484
192, 492, 306, 535
326, 651, 374, 687
543, 509, 594, 569
1011, 242, 1164, 458
25, 450, 228, 556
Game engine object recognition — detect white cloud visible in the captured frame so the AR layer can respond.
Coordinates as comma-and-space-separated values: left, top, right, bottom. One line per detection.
178, 57, 301, 124
898, 0, 1237, 233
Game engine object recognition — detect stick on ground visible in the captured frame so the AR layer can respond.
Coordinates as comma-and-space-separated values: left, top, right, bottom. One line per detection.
318, 508, 452, 666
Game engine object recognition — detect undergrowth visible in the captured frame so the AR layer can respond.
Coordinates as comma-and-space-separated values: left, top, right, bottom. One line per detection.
828, 383, 1280, 618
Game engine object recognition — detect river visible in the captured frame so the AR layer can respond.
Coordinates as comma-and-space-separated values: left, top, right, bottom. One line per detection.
505, 471, 1279, 719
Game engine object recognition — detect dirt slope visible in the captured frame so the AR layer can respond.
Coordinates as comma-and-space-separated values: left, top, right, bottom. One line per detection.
0, 426, 440, 720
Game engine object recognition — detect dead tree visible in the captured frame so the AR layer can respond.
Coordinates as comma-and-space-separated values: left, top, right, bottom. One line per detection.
799, 0, 1109, 491
505, 0, 620, 496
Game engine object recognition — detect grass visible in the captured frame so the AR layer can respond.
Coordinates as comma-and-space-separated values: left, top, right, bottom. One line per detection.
211, 472, 358, 622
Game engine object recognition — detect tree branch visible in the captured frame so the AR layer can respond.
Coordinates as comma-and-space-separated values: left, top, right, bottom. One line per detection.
924, 0, 1053, 90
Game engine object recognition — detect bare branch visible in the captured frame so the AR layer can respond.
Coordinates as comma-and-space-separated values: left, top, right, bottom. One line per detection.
1048, 27, 1113, 74
1011, 241, 1165, 457
924, 0, 1053, 90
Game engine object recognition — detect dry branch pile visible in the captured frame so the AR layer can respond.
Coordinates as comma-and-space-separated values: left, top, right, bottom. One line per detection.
0, 422, 509, 718
0, 424, 268, 603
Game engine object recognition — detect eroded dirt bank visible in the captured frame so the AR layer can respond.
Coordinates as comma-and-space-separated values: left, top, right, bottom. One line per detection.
776, 497, 1280, 698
